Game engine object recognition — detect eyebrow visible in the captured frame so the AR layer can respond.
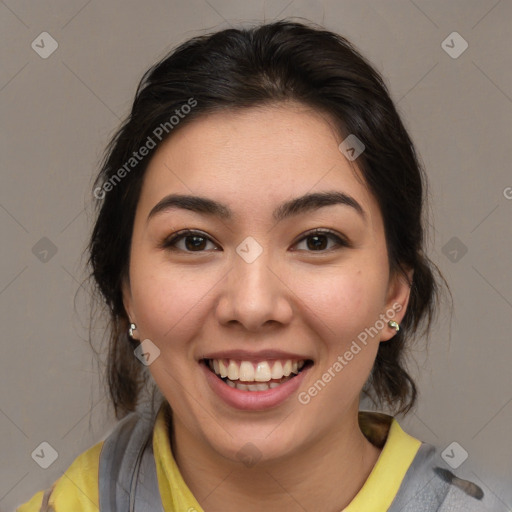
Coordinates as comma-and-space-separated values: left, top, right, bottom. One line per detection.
147, 190, 366, 224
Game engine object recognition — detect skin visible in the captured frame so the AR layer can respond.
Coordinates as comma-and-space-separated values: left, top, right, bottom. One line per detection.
122, 102, 413, 511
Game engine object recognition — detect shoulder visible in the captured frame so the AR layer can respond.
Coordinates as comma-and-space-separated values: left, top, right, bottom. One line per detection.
361, 413, 511, 512
17, 440, 104, 512
17, 404, 161, 512
17, 407, 159, 512
434, 466, 511, 512
391, 442, 510, 511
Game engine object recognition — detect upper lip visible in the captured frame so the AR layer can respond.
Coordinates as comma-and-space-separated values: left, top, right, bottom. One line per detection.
199, 349, 312, 362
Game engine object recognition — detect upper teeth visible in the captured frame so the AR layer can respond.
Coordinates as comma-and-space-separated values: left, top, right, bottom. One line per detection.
208, 359, 305, 382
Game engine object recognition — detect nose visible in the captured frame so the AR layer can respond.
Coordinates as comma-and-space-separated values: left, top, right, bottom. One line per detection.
215, 248, 294, 332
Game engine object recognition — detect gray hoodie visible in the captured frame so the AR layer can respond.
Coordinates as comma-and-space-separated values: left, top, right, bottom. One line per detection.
94, 406, 510, 512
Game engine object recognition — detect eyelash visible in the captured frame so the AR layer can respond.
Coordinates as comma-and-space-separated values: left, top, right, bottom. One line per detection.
159, 228, 350, 253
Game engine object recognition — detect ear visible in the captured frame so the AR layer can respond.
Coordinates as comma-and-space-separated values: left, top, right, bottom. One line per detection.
121, 274, 136, 327
380, 267, 413, 342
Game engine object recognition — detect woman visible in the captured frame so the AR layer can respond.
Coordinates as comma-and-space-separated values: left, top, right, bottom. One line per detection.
17, 19, 506, 512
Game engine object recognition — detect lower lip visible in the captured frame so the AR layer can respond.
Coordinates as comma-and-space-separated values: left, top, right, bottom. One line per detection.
201, 362, 311, 411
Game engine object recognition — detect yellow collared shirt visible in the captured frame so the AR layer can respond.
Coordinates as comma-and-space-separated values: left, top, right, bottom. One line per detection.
17, 408, 421, 512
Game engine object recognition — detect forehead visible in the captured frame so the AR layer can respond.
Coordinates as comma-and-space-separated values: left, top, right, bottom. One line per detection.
138, 104, 379, 224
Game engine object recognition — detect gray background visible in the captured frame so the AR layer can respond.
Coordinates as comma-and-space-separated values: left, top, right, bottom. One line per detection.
1, 0, 511, 510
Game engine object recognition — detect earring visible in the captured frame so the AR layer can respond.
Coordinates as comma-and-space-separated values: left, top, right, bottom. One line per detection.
388, 320, 400, 332
128, 323, 137, 338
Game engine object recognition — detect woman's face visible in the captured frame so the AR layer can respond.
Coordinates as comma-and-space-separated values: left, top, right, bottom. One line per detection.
123, 103, 411, 463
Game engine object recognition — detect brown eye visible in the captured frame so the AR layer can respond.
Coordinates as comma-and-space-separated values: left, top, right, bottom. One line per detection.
183, 235, 208, 251
161, 230, 219, 252
294, 229, 349, 252
307, 234, 328, 250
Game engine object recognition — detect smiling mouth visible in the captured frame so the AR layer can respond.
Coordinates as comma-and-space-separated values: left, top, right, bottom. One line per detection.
202, 358, 314, 391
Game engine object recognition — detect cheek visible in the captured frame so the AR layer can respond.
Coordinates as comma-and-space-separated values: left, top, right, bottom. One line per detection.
295, 263, 385, 341
298, 268, 383, 408
129, 261, 216, 348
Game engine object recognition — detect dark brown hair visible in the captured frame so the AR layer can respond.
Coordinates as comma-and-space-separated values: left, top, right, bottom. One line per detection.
87, 19, 447, 420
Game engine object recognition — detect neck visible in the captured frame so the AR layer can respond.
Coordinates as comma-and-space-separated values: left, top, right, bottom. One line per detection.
170, 408, 383, 512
